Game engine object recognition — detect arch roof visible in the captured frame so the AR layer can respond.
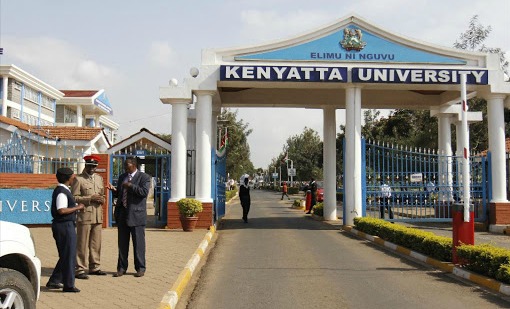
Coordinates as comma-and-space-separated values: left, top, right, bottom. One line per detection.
162, 14, 510, 110
206, 13, 486, 67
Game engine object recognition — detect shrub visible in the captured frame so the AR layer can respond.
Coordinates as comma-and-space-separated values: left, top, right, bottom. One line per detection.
457, 244, 510, 278
312, 202, 324, 216
288, 187, 299, 195
353, 217, 452, 262
496, 263, 510, 284
292, 199, 302, 207
176, 198, 203, 217
226, 189, 237, 201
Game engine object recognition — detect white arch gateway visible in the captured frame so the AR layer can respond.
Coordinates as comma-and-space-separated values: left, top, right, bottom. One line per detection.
160, 14, 510, 230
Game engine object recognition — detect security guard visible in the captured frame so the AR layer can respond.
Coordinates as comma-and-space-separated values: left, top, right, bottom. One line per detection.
46, 167, 84, 292
72, 155, 107, 279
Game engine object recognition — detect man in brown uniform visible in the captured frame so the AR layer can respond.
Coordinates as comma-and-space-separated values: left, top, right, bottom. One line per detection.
72, 155, 107, 279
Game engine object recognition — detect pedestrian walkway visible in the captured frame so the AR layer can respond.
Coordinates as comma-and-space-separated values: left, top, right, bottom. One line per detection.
31, 216, 207, 309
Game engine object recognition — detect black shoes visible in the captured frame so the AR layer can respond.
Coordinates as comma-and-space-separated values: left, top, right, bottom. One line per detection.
63, 287, 80, 293
46, 282, 63, 289
113, 270, 126, 277
90, 270, 107, 276
134, 271, 145, 277
75, 273, 89, 280
306, 211, 312, 214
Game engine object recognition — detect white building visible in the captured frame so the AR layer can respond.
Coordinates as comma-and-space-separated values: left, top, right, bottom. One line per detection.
0, 65, 114, 173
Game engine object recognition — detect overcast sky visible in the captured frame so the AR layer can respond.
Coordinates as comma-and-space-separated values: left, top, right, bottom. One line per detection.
1, 0, 509, 168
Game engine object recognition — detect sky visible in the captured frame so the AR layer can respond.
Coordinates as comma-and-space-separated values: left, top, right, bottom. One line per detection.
0, 0, 509, 168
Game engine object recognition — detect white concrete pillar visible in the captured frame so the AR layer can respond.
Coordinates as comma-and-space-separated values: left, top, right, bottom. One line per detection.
437, 115, 453, 201
345, 87, 362, 225
76, 105, 83, 126
195, 91, 215, 203
487, 94, 508, 202
1, 77, 8, 116
169, 101, 189, 202
323, 106, 337, 221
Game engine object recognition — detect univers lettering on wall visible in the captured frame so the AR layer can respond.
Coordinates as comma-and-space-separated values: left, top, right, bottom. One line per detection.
0, 189, 53, 224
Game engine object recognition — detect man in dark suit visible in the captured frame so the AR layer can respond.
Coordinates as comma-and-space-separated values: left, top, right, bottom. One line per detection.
108, 157, 151, 278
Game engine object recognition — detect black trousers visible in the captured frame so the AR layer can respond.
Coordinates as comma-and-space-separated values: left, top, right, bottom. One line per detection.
116, 220, 146, 273
48, 221, 77, 289
380, 197, 394, 219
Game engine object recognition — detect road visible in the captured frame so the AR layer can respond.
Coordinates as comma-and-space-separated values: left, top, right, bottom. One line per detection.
180, 190, 510, 309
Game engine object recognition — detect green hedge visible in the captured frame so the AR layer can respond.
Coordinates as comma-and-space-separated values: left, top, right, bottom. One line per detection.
288, 187, 299, 195
457, 244, 510, 283
353, 217, 452, 262
226, 189, 237, 201
312, 202, 324, 216
353, 217, 510, 284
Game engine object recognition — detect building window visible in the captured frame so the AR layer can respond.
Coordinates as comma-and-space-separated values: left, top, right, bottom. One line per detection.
41, 95, 55, 110
24, 86, 38, 103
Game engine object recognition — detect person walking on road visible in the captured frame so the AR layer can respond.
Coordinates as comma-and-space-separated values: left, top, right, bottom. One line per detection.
239, 174, 251, 223
281, 182, 290, 200
72, 155, 107, 280
306, 178, 317, 214
108, 157, 151, 278
46, 167, 85, 293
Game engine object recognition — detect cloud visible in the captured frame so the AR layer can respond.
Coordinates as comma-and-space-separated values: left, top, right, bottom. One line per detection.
148, 41, 176, 67
2, 36, 123, 89
239, 9, 334, 42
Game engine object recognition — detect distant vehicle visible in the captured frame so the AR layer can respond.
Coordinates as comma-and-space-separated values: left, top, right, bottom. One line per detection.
0, 221, 41, 309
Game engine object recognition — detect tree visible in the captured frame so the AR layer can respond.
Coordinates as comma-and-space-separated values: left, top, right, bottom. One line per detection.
270, 127, 322, 182
218, 109, 255, 181
348, 15, 509, 154
454, 15, 508, 76
452, 15, 510, 153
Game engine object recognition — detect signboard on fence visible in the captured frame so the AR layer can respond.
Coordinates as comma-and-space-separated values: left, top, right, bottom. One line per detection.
410, 173, 423, 183
288, 168, 296, 176
0, 189, 53, 224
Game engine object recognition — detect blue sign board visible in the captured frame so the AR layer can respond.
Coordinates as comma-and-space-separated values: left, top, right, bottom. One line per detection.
0, 189, 53, 224
220, 65, 348, 82
94, 92, 113, 115
235, 25, 466, 65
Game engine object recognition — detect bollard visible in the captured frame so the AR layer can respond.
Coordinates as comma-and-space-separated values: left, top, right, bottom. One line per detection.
305, 190, 312, 212
452, 202, 474, 264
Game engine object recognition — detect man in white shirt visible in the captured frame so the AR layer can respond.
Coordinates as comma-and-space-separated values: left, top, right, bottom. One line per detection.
380, 181, 394, 220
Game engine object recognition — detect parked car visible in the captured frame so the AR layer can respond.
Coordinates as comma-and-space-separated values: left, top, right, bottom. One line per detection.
0, 221, 41, 309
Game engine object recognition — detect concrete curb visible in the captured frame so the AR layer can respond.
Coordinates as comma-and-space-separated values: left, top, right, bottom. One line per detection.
342, 225, 510, 296
157, 225, 216, 309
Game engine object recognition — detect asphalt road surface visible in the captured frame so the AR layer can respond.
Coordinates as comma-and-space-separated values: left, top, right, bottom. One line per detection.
180, 190, 510, 309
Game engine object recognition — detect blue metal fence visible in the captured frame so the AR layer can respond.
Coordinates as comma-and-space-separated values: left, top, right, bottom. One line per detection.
362, 139, 489, 222
212, 150, 227, 222
109, 151, 171, 227
0, 129, 85, 174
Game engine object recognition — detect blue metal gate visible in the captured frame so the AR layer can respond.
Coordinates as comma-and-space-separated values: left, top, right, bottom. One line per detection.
109, 153, 171, 227
212, 150, 227, 222
362, 139, 489, 222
